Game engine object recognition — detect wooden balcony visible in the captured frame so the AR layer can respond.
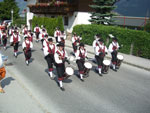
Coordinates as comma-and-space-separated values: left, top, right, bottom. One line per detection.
28, 2, 77, 15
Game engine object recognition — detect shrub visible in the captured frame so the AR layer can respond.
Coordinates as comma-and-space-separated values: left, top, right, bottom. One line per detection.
73, 24, 150, 59
32, 16, 64, 36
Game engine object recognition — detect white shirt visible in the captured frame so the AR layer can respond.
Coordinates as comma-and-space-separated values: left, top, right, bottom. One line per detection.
72, 36, 82, 43
54, 30, 61, 37
109, 42, 120, 53
75, 49, 87, 60
43, 41, 56, 56
22, 40, 33, 49
54, 49, 68, 64
39, 32, 47, 40
10, 34, 21, 43
95, 44, 108, 56
34, 27, 41, 33
1, 32, 7, 40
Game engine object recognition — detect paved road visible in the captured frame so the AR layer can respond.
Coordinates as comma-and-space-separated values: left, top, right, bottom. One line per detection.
1, 39, 150, 113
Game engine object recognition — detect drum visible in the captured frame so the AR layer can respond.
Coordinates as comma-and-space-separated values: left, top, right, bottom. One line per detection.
84, 62, 92, 69
65, 67, 74, 76
116, 55, 124, 69
102, 60, 111, 74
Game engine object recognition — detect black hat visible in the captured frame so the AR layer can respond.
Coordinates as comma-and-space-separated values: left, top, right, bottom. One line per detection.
45, 34, 48, 37
112, 37, 118, 41
48, 38, 53, 42
24, 36, 28, 39
28, 30, 31, 32
79, 43, 84, 47
98, 38, 104, 42
57, 42, 64, 47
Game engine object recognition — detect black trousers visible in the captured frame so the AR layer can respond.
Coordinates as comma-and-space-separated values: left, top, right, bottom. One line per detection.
14, 42, 19, 52
95, 55, 104, 68
35, 32, 40, 40
45, 54, 55, 71
2, 38, 7, 46
24, 49, 31, 60
111, 51, 118, 64
41, 39, 44, 48
72, 43, 77, 52
56, 63, 65, 81
55, 37, 58, 43
76, 59, 85, 74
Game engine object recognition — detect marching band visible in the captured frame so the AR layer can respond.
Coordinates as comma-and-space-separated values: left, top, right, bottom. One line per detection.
0, 23, 124, 91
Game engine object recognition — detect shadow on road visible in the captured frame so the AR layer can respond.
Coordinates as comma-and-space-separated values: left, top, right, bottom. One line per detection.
1, 77, 15, 88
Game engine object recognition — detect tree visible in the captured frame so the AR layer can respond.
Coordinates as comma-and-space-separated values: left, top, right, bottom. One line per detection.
0, 0, 19, 21
89, 0, 119, 25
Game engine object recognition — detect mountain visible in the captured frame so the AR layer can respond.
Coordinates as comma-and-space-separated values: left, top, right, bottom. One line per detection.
115, 0, 150, 17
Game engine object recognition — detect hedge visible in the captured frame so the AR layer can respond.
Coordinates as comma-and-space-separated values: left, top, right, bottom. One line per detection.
13, 18, 26, 27
73, 24, 150, 59
32, 16, 64, 36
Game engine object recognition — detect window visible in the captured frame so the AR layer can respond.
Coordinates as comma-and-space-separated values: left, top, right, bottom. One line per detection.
64, 16, 69, 26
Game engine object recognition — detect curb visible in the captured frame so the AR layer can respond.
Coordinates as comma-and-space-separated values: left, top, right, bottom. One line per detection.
64, 43, 150, 72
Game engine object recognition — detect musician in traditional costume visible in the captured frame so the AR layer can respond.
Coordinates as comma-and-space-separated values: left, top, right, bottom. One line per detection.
34, 24, 40, 42
58, 31, 66, 45
109, 37, 120, 71
10, 31, 21, 57
54, 27, 61, 43
27, 30, 33, 42
22, 36, 33, 65
72, 33, 82, 54
1, 30, 8, 50
39, 29, 48, 49
75, 43, 88, 81
92, 34, 100, 63
43, 38, 56, 79
95, 39, 108, 76
54, 43, 70, 91
22, 25, 28, 35
9, 26, 14, 36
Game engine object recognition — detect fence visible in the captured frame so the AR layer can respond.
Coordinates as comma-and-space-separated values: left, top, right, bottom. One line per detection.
113, 16, 149, 28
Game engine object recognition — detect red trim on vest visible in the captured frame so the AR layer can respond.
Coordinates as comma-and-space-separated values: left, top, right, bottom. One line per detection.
25, 41, 30, 52
2, 33, 7, 39
36, 27, 39, 32
56, 50, 65, 60
46, 41, 55, 54
49, 68, 53, 72
13, 35, 19, 43
79, 48, 86, 58
56, 31, 61, 36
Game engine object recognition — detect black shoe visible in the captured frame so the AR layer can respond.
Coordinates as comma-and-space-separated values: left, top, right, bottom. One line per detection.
113, 69, 117, 72
50, 76, 54, 80
99, 73, 103, 76
60, 87, 65, 91
80, 78, 84, 82
83, 74, 89, 78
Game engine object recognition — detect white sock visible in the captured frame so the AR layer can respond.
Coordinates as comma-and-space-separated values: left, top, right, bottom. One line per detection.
15, 52, 17, 56
80, 74, 83, 79
49, 72, 53, 77
98, 68, 102, 74
26, 60, 28, 64
113, 64, 116, 69
59, 81, 63, 87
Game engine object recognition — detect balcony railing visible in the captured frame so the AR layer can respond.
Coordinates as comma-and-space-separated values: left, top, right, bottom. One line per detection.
28, 1, 77, 15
